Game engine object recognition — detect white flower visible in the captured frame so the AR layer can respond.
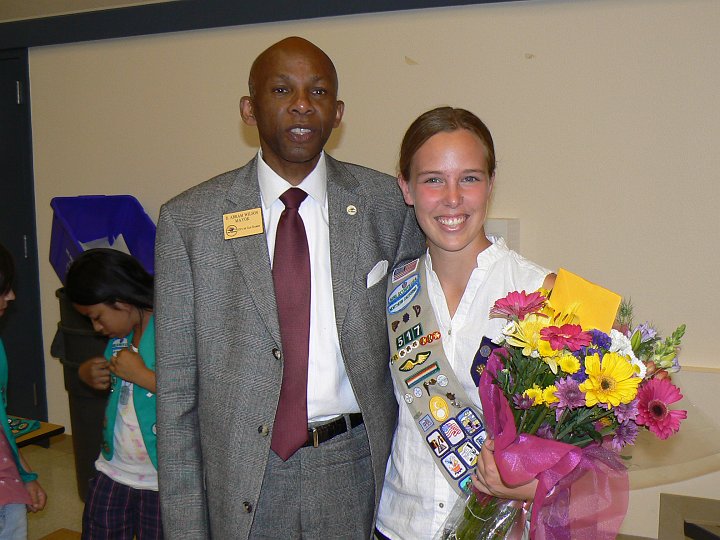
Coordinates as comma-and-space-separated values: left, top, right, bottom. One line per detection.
496, 321, 516, 344
610, 329, 646, 378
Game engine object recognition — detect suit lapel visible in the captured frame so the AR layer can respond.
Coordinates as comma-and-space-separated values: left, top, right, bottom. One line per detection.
225, 158, 281, 346
326, 156, 362, 336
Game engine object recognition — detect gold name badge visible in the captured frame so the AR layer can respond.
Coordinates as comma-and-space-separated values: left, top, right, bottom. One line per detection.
223, 208, 264, 239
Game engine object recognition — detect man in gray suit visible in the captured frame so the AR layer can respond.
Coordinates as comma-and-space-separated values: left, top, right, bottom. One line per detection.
155, 36, 423, 538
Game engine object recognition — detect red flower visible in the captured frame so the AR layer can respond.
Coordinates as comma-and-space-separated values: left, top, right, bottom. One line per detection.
635, 378, 687, 440
540, 324, 592, 352
489, 290, 546, 321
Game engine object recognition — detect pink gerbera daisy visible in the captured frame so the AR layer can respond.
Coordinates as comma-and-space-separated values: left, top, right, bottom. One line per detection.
540, 324, 592, 352
489, 290, 546, 321
635, 378, 687, 439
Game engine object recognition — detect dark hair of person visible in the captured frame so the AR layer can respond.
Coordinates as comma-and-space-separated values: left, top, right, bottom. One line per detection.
398, 106, 496, 180
0, 242, 15, 295
64, 248, 153, 309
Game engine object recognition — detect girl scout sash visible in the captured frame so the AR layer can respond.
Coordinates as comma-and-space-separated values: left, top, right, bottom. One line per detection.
387, 256, 488, 496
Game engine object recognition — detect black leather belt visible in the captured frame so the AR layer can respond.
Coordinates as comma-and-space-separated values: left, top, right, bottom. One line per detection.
303, 413, 364, 448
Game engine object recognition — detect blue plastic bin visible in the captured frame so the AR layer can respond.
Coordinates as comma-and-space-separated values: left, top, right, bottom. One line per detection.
50, 195, 156, 283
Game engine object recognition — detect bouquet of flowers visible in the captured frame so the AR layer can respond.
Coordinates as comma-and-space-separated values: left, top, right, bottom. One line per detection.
438, 271, 687, 540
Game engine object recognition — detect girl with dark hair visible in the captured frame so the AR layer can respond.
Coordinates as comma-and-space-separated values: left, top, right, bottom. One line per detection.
65, 248, 162, 540
0, 242, 46, 539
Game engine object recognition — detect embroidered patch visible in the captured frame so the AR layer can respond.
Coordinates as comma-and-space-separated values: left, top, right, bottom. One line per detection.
429, 395, 451, 422
110, 337, 129, 355
418, 414, 435, 432
471, 336, 499, 387
457, 408, 484, 436
399, 351, 431, 372
458, 475, 474, 494
392, 258, 419, 283
398, 344, 414, 358
473, 430, 488, 449
419, 331, 441, 346
388, 274, 421, 314
441, 452, 467, 479
440, 419, 466, 445
427, 430, 449, 457
396, 323, 423, 350
404, 362, 440, 389
457, 441, 480, 467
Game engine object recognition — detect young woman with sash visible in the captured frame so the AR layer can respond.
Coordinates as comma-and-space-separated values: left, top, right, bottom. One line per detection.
376, 107, 556, 539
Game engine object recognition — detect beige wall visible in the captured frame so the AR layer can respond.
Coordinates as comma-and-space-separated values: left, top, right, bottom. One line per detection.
27, 0, 720, 536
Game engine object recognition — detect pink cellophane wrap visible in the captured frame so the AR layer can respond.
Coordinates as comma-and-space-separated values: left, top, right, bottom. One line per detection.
478, 350, 629, 540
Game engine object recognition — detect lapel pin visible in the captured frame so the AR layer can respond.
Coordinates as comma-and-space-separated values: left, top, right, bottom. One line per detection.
423, 377, 437, 396
446, 392, 461, 407
346, 205, 357, 215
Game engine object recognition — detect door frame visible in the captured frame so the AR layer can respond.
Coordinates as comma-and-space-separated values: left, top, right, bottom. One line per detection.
0, 47, 48, 421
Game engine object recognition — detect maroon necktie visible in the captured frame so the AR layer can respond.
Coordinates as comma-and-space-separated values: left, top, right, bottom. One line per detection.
270, 188, 311, 461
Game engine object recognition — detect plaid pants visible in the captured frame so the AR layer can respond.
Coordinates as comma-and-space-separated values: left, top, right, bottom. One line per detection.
82, 472, 163, 540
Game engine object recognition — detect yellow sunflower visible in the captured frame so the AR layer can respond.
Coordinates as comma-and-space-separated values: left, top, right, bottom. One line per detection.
558, 352, 581, 375
579, 352, 641, 407
542, 385, 559, 405
524, 384, 543, 405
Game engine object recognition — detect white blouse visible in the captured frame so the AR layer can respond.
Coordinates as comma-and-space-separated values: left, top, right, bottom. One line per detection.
377, 237, 550, 539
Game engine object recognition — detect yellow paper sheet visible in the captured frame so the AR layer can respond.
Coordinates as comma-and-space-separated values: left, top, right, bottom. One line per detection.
550, 268, 621, 333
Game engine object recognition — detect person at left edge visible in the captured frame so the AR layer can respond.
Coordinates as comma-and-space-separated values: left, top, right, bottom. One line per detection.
0, 242, 46, 540
154, 36, 424, 539
64, 248, 162, 540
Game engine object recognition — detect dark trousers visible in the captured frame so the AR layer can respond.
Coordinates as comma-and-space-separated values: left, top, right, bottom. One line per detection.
82, 472, 163, 540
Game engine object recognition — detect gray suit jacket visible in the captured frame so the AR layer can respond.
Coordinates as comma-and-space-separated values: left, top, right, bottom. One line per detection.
155, 155, 424, 539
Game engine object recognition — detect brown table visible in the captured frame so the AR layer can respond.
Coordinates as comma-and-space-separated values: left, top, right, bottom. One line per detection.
15, 420, 65, 447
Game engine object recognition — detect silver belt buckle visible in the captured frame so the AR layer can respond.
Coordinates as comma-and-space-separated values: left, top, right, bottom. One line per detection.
312, 427, 320, 448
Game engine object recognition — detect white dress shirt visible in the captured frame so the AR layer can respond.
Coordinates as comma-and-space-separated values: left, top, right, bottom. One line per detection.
257, 151, 360, 421
376, 237, 549, 539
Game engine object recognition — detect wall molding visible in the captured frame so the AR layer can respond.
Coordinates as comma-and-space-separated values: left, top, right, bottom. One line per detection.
0, 0, 523, 49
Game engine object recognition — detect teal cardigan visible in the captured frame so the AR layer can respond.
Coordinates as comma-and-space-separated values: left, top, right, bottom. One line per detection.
0, 338, 38, 483
101, 315, 158, 469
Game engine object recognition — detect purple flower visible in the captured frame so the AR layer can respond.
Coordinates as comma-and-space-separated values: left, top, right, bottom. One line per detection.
574, 346, 601, 360
614, 399, 639, 423
571, 370, 589, 384
554, 377, 586, 409
589, 329, 612, 349
537, 423, 554, 439
634, 323, 657, 342
612, 421, 639, 451
513, 394, 534, 410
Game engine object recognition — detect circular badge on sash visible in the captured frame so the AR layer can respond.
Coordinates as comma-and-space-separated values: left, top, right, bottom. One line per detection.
429, 396, 450, 422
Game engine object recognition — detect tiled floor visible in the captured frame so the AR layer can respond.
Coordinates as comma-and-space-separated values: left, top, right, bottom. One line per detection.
23, 435, 84, 539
